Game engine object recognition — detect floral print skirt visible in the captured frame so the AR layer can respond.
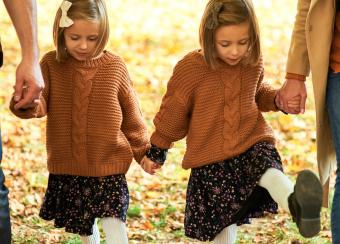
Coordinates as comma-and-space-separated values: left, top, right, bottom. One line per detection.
39, 173, 129, 236
185, 141, 284, 241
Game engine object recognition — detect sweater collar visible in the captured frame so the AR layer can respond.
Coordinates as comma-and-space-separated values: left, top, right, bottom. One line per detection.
67, 50, 111, 68
193, 49, 243, 71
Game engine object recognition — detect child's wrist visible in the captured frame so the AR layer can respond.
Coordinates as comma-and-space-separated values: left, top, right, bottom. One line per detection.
274, 92, 288, 115
145, 144, 168, 165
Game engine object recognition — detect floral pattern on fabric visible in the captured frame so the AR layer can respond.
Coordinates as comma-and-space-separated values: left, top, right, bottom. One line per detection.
146, 144, 168, 165
185, 141, 284, 241
39, 173, 129, 235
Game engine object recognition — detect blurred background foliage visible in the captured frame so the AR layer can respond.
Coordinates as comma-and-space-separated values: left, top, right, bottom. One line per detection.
0, 0, 332, 243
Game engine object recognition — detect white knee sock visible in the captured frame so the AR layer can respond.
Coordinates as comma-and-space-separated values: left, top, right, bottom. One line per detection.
80, 220, 100, 244
258, 168, 294, 212
213, 224, 237, 244
101, 217, 128, 244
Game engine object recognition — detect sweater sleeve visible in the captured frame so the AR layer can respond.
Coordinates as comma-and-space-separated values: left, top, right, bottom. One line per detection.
255, 68, 279, 112
150, 61, 194, 149
118, 63, 150, 163
9, 55, 50, 119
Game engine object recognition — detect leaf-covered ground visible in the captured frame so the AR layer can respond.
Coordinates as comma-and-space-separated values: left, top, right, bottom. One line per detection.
0, 0, 333, 243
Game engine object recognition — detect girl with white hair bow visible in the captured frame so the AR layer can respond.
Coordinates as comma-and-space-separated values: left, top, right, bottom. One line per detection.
10, 1, 150, 243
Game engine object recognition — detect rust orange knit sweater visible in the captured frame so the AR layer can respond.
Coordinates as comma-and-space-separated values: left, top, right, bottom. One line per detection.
10, 51, 150, 176
150, 50, 278, 169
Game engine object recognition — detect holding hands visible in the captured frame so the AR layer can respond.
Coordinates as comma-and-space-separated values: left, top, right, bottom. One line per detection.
13, 59, 44, 110
140, 156, 162, 175
275, 78, 307, 114
140, 144, 167, 175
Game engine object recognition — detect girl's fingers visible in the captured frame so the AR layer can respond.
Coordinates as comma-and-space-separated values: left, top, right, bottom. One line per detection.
148, 162, 155, 174
141, 158, 162, 175
152, 163, 161, 169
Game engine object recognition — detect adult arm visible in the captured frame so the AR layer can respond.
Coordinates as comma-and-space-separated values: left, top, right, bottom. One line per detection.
277, 0, 311, 114
3, 0, 44, 109
9, 57, 50, 119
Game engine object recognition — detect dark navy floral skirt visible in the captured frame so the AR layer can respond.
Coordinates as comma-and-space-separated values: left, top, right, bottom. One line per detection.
39, 173, 129, 236
184, 141, 284, 241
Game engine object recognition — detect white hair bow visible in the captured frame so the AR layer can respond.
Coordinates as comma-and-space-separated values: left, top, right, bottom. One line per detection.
59, 1, 74, 28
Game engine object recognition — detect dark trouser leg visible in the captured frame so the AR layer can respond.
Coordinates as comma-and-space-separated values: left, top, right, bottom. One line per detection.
0, 130, 11, 244
327, 71, 340, 244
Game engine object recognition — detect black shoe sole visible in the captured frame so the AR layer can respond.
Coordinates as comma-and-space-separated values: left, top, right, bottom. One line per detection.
294, 169, 323, 238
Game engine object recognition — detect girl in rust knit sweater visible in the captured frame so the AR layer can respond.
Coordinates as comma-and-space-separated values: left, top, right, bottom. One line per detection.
10, 0, 150, 243
141, 0, 323, 243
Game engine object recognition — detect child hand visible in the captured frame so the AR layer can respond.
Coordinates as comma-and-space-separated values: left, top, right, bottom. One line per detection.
140, 156, 162, 175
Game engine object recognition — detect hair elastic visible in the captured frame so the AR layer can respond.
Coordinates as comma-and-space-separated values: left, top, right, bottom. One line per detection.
206, 2, 223, 30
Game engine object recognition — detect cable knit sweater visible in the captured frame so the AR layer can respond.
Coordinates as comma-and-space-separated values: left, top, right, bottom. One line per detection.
10, 50, 150, 177
150, 50, 278, 169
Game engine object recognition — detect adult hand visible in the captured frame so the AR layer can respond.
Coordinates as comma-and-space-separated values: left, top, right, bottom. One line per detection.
277, 79, 307, 114
13, 59, 44, 110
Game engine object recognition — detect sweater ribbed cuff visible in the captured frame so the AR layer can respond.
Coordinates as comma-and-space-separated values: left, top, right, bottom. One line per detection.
133, 144, 151, 163
285, 73, 306, 81
150, 132, 173, 149
264, 89, 279, 112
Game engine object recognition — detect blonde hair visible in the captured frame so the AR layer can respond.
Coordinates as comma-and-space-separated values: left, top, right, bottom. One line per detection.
199, 0, 261, 69
53, 0, 109, 62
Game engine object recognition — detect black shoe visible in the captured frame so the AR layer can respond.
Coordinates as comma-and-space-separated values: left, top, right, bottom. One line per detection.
288, 169, 323, 238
